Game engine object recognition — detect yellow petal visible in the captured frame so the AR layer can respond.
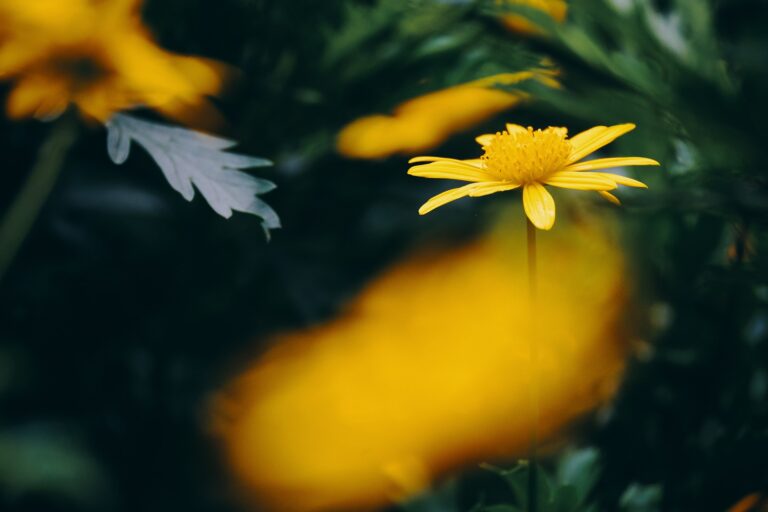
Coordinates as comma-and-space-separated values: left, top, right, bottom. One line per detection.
465, 71, 534, 88
337, 116, 408, 159
418, 181, 519, 214
418, 183, 481, 215
598, 190, 621, 205
522, 183, 556, 230
506, 123, 528, 135
592, 172, 648, 188
382, 457, 431, 502
408, 162, 493, 182
467, 182, 520, 197
408, 156, 482, 167
213, 211, 628, 512
567, 126, 606, 149
475, 134, 495, 147
544, 171, 617, 191
564, 156, 660, 172
567, 124, 636, 164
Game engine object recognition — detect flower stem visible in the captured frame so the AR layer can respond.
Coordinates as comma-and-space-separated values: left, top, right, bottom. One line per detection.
0, 114, 78, 283
526, 217, 539, 512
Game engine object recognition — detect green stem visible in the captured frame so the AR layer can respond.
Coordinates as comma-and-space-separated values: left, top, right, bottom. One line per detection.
526, 217, 539, 512
0, 114, 78, 283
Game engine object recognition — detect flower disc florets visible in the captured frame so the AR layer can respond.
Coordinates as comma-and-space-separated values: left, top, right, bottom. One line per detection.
482, 127, 571, 184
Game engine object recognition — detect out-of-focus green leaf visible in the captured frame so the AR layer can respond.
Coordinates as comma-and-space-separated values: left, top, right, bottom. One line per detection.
0, 427, 109, 507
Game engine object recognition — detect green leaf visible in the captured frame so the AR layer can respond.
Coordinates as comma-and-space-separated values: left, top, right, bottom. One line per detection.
481, 505, 525, 512
482, 462, 530, 505
619, 483, 663, 512
556, 448, 601, 506
550, 484, 579, 512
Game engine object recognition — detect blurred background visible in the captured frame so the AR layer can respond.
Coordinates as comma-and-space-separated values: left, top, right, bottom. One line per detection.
1, 0, 768, 511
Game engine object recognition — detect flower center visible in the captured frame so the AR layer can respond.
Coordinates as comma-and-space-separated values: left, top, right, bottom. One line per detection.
481, 126, 571, 183
48, 48, 113, 91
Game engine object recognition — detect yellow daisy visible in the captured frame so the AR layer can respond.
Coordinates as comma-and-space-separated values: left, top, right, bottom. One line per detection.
408, 123, 660, 230
0, 0, 225, 124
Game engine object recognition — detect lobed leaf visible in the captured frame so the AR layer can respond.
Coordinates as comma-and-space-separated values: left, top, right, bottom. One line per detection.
105, 113, 280, 232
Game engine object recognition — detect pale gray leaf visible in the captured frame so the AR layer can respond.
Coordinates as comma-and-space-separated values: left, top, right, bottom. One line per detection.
249, 198, 281, 229
104, 113, 279, 233
193, 172, 233, 218
153, 148, 195, 201
191, 151, 272, 170
105, 121, 131, 164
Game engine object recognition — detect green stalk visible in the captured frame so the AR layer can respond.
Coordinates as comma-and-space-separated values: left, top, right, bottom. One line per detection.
526, 217, 540, 512
0, 113, 78, 283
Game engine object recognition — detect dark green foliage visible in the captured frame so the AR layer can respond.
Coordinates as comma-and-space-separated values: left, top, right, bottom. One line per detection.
2, 1, 768, 511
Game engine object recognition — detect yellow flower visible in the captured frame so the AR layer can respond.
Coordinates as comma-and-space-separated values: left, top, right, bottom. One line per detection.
729, 494, 768, 512
409, 123, 660, 230
499, 0, 568, 35
211, 211, 629, 512
336, 71, 558, 159
0, 0, 225, 124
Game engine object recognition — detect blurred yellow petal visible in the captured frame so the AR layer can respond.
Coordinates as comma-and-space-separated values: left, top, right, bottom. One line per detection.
168, 55, 229, 96
6, 74, 65, 119
728, 494, 768, 512
465, 71, 560, 90
338, 88, 519, 159
499, 0, 568, 36
0, 0, 227, 124
522, 182, 556, 230
564, 156, 660, 172
567, 124, 636, 164
337, 70, 560, 159
337, 115, 422, 159
212, 211, 628, 512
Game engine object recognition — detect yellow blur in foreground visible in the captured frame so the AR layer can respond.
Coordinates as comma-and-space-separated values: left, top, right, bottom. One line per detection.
0, 0, 225, 124
336, 71, 558, 159
499, 0, 568, 35
212, 210, 628, 512
729, 494, 768, 512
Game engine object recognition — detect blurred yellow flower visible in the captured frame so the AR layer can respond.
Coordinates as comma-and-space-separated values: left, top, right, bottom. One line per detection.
212, 211, 629, 512
499, 0, 568, 35
729, 494, 768, 512
0, 0, 225, 124
409, 123, 659, 230
336, 71, 558, 159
